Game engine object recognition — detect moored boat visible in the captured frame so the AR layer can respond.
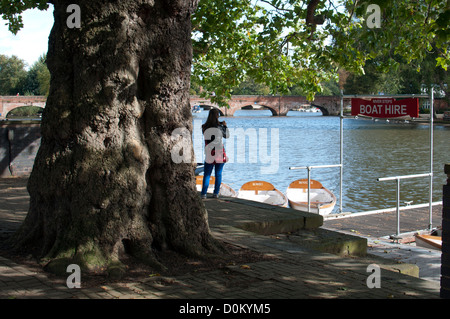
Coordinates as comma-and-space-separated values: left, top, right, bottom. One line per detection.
195, 175, 237, 197
286, 179, 336, 215
237, 181, 288, 207
414, 234, 442, 251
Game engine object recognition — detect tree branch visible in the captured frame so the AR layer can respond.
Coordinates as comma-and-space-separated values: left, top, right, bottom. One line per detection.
306, 0, 321, 25
305, 0, 324, 40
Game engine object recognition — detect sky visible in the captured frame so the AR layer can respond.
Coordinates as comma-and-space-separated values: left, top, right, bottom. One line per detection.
0, 6, 54, 68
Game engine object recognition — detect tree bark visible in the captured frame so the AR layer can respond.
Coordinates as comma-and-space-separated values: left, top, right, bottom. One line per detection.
11, 0, 220, 274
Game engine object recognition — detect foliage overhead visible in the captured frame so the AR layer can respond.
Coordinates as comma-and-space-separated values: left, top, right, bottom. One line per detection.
1, 0, 448, 105
0, 0, 48, 34
192, 0, 449, 105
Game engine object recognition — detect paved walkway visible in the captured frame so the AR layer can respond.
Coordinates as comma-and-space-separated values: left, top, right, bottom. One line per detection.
365, 239, 442, 282
0, 177, 443, 300
322, 203, 443, 283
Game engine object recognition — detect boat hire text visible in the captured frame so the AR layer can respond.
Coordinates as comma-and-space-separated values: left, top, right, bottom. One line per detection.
351, 98, 419, 118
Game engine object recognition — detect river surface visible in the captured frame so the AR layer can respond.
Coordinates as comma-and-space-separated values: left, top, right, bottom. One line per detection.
192, 109, 449, 214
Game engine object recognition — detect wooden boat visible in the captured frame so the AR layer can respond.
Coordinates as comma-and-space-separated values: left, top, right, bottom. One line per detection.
286, 179, 336, 215
237, 181, 288, 207
195, 175, 237, 197
415, 234, 442, 251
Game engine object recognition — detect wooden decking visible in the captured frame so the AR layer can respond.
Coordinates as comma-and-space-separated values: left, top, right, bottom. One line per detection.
323, 203, 442, 239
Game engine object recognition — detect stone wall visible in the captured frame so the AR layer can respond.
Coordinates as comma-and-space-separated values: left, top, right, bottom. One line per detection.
0, 122, 41, 177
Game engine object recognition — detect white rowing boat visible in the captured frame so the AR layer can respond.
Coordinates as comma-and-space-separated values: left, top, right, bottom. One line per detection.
415, 234, 442, 251
237, 181, 288, 207
195, 175, 237, 197
286, 179, 336, 215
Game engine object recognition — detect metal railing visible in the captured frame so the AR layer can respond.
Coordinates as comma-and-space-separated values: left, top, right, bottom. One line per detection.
377, 173, 433, 237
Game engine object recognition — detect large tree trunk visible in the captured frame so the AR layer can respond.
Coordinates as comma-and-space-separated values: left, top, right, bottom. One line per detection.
11, 0, 220, 274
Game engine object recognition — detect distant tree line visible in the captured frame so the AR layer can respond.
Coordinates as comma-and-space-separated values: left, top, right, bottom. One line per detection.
3, 51, 446, 106
0, 54, 50, 96
343, 50, 448, 100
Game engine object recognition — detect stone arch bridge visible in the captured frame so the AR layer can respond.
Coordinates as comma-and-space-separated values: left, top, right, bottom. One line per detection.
1, 95, 351, 119
190, 95, 351, 116
1, 96, 46, 119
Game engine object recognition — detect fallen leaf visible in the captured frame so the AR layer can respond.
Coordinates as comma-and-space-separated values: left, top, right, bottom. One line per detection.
240, 265, 251, 269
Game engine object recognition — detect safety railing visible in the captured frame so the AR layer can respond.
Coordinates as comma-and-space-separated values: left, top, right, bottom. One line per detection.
377, 172, 433, 238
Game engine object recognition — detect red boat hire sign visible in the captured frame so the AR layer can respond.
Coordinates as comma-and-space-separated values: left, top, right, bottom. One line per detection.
351, 98, 419, 118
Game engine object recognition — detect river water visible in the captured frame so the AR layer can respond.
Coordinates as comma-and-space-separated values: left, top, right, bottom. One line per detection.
192, 109, 449, 214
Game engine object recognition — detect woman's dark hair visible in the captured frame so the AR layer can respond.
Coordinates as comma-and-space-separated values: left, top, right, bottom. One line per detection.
202, 108, 220, 133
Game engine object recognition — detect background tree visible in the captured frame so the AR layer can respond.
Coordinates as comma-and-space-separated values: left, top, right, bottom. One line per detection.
0, 54, 50, 96
343, 58, 404, 95
343, 48, 449, 102
411, 48, 449, 102
231, 77, 271, 95
16, 55, 46, 95
0, 54, 27, 95
20, 54, 51, 96
1, 0, 449, 276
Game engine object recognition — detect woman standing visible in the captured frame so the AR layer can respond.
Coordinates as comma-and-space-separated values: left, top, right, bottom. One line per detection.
201, 108, 230, 199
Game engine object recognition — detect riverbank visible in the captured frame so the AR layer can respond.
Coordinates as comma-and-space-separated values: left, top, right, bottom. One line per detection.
343, 113, 450, 126
0, 176, 442, 301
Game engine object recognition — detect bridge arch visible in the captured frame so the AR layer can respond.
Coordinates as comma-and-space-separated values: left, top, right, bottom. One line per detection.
310, 104, 328, 116
5, 105, 44, 118
235, 104, 277, 116
254, 105, 278, 116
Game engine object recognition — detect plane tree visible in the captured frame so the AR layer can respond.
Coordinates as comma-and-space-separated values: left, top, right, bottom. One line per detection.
1, 0, 448, 275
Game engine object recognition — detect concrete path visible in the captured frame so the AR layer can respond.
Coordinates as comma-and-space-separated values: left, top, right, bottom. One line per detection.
366, 238, 442, 282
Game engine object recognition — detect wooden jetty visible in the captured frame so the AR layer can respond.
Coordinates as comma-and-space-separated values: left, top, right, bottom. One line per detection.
323, 203, 442, 240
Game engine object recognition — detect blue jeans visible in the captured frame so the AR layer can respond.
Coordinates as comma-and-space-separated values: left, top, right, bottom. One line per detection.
201, 162, 225, 196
